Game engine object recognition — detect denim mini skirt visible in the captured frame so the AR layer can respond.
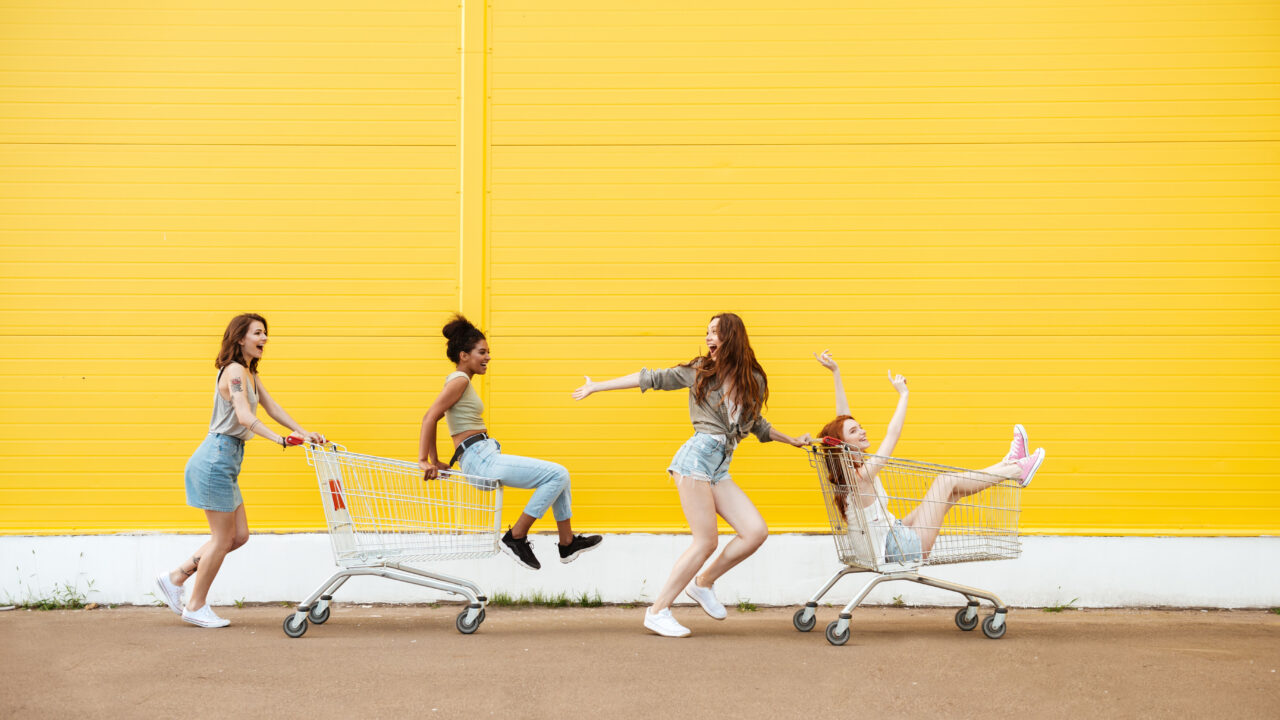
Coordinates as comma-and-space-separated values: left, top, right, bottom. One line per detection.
184, 432, 245, 512
667, 432, 736, 485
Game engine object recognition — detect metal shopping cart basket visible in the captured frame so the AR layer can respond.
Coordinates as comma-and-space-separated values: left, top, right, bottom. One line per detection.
793, 439, 1022, 645
282, 443, 502, 638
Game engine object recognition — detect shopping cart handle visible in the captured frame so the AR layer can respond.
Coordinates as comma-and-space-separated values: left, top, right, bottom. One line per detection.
821, 436, 843, 446
286, 436, 306, 446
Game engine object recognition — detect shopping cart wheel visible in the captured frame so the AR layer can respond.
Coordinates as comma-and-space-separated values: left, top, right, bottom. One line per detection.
455, 608, 483, 634
308, 604, 331, 625
283, 614, 308, 638
954, 607, 979, 631
824, 621, 850, 646
793, 607, 817, 632
981, 615, 1007, 640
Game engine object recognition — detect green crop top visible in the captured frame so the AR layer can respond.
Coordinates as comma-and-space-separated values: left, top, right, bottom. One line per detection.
443, 371, 486, 435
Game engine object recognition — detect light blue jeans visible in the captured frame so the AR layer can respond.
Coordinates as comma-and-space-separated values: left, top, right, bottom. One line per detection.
458, 439, 572, 522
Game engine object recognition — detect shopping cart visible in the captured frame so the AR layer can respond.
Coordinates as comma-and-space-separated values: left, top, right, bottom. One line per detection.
282, 442, 502, 638
793, 439, 1022, 644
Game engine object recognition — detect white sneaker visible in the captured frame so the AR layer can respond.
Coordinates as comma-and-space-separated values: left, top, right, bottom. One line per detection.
154, 573, 183, 616
684, 580, 727, 620
1004, 424, 1029, 463
181, 604, 230, 628
643, 608, 691, 638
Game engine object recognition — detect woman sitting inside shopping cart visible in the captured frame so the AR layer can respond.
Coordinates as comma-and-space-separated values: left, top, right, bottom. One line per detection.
812, 350, 1045, 564
419, 315, 603, 571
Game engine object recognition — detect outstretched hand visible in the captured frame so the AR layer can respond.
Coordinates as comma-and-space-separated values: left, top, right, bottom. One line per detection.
814, 350, 839, 372
571, 376, 594, 401
887, 369, 908, 395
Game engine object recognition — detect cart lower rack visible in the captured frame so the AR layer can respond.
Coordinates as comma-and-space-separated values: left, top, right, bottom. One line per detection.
793, 441, 1022, 644
283, 443, 502, 638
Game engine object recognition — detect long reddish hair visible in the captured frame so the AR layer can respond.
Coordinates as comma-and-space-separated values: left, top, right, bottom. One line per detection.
215, 313, 267, 374
818, 416, 863, 517
687, 312, 767, 423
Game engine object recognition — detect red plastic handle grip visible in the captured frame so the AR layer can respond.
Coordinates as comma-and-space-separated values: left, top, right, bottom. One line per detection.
286, 436, 305, 446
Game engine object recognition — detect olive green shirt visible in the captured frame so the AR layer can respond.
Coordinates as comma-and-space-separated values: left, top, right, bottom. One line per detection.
639, 359, 773, 443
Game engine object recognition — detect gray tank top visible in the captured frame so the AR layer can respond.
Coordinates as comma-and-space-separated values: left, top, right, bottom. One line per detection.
209, 367, 258, 441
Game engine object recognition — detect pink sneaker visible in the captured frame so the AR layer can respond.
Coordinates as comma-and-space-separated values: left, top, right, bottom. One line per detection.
1013, 448, 1045, 488
1004, 424, 1029, 463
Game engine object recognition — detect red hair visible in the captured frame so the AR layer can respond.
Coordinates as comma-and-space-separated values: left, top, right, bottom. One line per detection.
818, 416, 862, 517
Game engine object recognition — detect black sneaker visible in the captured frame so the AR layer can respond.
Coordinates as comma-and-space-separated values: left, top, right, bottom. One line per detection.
558, 534, 603, 564
500, 529, 540, 570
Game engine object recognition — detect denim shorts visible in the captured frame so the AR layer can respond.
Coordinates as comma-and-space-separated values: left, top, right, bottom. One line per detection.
884, 520, 923, 564
184, 432, 245, 512
667, 432, 735, 485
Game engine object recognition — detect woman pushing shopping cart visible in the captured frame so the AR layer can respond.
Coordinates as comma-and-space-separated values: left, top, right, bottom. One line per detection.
793, 351, 1045, 644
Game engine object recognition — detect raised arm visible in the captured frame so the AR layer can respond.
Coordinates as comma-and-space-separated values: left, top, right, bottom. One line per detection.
221, 364, 299, 448
860, 371, 909, 480
419, 376, 469, 478
255, 375, 324, 444
572, 372, 641, 400
814, 350, 851, 417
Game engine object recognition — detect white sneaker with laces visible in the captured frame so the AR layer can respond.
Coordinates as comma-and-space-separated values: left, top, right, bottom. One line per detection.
154, 573, 183, 616
1014, 448, 1046, 488
643, 608, 691, 638
684, 580, 727, 620
1004, 424, 1029, 463
181, 603, 230, 628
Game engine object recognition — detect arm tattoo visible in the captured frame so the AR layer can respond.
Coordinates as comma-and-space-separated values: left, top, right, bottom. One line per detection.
230, 377, 243, 394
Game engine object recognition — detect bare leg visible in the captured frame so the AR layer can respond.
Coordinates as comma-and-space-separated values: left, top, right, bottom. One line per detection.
169, 504, 249, 587
650, 475, 718, 612
904, 461, 1014, 555
510, 512, 536, 539
696, 479, 768, 587
185, 507, 241, 611
554, 519, 574, 545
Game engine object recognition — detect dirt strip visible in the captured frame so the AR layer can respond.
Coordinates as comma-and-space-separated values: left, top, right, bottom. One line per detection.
1, 605, 1277, 719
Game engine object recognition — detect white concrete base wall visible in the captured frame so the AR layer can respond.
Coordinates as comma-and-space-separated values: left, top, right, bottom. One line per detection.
2, 534, 1277, 609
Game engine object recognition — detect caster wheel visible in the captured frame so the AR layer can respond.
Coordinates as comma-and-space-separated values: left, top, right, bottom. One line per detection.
981, 615, 1007, 639
955, 607, 979, 631
824, 621, 850, 646
308, 604, 331, 625
456, 609, 482, 635
283, 614, 308, 638
793, 607, 817, 632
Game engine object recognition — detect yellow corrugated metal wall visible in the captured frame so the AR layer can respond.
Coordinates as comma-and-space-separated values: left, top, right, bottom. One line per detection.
2, 0, 1277, 535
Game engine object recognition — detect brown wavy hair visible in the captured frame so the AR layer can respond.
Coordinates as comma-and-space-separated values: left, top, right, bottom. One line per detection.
215, 313, 268, 373
687, 312, 767, 423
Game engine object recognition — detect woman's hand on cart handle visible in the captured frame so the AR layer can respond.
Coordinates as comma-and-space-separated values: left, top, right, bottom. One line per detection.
793, 432, 814, 447
285, 430, 325, 446
888, 370, 908, 396
420, 459, 450, 481
814, 350, 839, 373
571, 376, 595, 401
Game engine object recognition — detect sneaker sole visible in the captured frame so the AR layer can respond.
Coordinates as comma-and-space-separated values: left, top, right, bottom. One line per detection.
154, 575, 182, 616
643, 617, 691, 638
684, 587, 727, 620
1020, 450, 1046, 488
500, 540, 541, 571
559, 541, 602, 564
180, 615, 229, 628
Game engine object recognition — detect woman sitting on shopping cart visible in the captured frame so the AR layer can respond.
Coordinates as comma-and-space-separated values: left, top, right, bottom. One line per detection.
813, 350, 1045, 564
419, 315, 602, 571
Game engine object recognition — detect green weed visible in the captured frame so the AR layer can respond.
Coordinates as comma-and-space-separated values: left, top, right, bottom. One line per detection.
1270, 607, 1279, 615
1043, 598, 1079, 613
891, 595, 906, 607
736, 599, 758, 612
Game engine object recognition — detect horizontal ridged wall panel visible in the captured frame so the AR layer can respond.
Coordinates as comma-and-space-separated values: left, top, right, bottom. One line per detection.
487, 1, 1280, 535
0, 0, 460, 533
